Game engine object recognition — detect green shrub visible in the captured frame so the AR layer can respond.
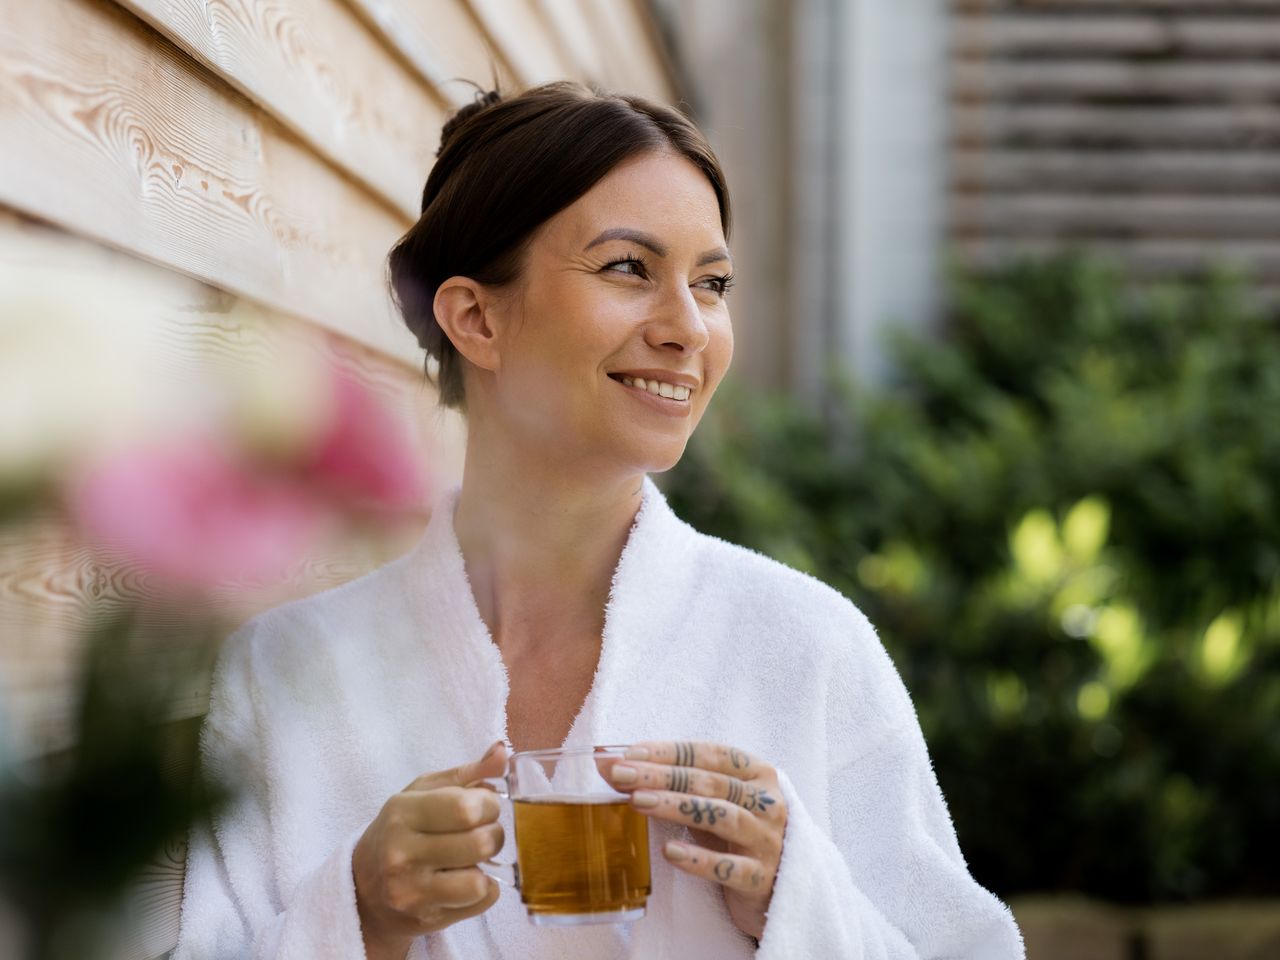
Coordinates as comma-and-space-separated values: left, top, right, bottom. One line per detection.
665, 256, 1280, 903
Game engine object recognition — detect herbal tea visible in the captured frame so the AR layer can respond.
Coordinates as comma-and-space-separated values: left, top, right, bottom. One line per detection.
512, 795, 651, 918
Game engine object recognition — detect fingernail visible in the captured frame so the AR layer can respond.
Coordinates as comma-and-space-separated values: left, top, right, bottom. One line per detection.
632, 790, 659, 808
610, 764, 637, 785
625, 746, 649, 761
664, 841, 687, 862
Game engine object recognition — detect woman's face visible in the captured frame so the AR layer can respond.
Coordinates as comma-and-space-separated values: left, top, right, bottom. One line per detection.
491, 150, 734, 477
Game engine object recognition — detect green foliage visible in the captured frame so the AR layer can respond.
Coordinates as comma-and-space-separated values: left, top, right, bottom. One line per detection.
665, 256, 1280, 903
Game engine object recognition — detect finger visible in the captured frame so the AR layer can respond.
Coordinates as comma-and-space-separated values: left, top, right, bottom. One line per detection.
626, 741, 770, 781
607, 762, 783, 820
629, 790, 769, 850
427, 866, 497, 909
420, 822, 505, 869
662, 842, 774, 895
394, 785, 501, 833
435, 875, 501, 924
404, 740, 509, 792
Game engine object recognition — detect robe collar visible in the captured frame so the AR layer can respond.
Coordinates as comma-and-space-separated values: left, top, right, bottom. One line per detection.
405, 475, 697, 749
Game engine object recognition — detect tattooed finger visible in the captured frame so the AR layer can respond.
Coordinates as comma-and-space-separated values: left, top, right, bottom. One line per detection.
726, 780, 780, 817
626, 741, 773, 781
662, 842, 775, 896
629, 789, 769, 849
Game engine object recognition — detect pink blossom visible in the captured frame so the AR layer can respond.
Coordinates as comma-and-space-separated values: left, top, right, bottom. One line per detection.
305, 369, 427, 513
69, 437, 326, 591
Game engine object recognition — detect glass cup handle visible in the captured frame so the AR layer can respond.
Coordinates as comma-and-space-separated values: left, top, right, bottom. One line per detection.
472, 775, 519, 889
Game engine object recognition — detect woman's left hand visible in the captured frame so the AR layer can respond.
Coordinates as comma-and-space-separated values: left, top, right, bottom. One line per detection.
606, 740, 788, 942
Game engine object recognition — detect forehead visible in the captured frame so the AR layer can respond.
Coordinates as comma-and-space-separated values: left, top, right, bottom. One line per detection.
543, 151, 724, 248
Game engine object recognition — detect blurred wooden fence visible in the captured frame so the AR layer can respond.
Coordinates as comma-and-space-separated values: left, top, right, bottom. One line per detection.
950, 0, 1280, 307
0, 1, 675, 955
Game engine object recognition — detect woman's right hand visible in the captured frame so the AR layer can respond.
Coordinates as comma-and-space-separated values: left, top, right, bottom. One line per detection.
353, 740, 509, 959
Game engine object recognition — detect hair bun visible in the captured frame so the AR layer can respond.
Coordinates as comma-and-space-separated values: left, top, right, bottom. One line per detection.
437, 88, 503, 159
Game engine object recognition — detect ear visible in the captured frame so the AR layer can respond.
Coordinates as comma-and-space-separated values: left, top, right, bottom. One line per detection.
433, 276, 506, 373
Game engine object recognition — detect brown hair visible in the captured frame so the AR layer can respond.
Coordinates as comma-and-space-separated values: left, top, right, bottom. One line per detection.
387, 81, 732, 412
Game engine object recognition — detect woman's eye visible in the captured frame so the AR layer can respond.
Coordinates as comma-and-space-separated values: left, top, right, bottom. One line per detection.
696, 274, 736, 297
604, 256, 647, 278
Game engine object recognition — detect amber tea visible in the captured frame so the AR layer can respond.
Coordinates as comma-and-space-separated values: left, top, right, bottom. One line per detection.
512, 795, 651, 920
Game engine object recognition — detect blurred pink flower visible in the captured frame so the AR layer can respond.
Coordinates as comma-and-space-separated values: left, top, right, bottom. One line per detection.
305, 368, 427, 513
69, 438, 326, 591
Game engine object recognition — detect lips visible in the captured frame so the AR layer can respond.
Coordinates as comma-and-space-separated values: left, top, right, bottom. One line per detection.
608, 374, 693, 418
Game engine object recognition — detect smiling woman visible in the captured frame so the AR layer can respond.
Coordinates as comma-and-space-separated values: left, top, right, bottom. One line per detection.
173, 81, 1025, 960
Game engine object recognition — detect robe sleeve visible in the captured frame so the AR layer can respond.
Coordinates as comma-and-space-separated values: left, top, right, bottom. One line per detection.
754, 621, 1026, 959
172, 626, 374, 960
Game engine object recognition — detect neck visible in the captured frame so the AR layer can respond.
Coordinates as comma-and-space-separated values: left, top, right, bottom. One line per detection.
451, 440, 646, 658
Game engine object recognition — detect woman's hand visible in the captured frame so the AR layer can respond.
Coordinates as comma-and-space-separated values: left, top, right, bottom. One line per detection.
352, 741, 508, 960
606, 740, 788, 942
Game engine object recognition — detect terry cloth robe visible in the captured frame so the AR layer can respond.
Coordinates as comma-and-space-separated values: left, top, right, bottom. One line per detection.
174, 476, 1024, 960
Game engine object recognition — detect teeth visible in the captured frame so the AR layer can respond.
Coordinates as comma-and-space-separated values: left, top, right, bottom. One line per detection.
619, 376, 691, 401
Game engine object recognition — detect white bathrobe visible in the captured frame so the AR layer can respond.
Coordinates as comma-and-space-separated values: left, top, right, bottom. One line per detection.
173, 476, 1024, 960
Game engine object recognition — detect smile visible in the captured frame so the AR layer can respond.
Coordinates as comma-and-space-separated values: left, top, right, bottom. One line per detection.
611, 374, 692, 402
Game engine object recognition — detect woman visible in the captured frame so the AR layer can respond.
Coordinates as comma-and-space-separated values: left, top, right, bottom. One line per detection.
175, 82, 1023, 959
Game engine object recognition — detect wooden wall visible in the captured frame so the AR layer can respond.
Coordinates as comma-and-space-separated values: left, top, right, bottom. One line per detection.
0, 1, 676, 954
950, 0, 1280, 308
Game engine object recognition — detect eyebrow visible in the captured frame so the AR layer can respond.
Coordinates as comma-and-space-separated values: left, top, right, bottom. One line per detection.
584, 227, 732, 268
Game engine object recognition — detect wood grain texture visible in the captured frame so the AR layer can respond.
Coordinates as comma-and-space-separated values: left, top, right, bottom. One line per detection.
0, 210, 465, 760
0, 0, 418, 367
115, 0, 447, 219
342, 0, 518, 104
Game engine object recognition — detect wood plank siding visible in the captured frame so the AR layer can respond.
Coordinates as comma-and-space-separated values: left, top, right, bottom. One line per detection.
949, 0, 1280, 303
0, 2, 678, 954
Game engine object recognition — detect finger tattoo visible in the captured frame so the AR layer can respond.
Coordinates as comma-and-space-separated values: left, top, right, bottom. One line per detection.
667, 766, 691, 794
729, 747, 750, 771
744, 785, 777, 814
714, 859, 735, 882
675, 741, 696, 767
751, 871, 762, 889
726, 778, 743, 806
679, 798, 729, 826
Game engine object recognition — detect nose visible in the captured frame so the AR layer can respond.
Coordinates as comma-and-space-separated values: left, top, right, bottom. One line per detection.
646, 284, 710, 355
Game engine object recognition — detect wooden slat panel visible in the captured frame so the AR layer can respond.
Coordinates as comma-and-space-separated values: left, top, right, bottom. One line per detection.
536, 0, 609, 84
954, 60, 1280, 102
953, 14, 1280, 56
952, 104, 1280, 147
955, 1, 1280, 10
0, 0, 417, 366
571, 0, 676, 102
115, 0, 446, 219
952, 193, 1280, 238
955, 237, 1280, 279
952, 149, 1280, 193
467, 0, 581, 86
0, 210, 464, 760
342, 0, 518, 105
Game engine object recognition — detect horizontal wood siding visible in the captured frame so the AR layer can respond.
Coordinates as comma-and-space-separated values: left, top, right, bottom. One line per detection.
0, 1, 679, 953
949, 0, 1280, 299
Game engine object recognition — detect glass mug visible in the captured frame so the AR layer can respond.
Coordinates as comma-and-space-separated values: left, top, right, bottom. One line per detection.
475, 745, 651, 926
